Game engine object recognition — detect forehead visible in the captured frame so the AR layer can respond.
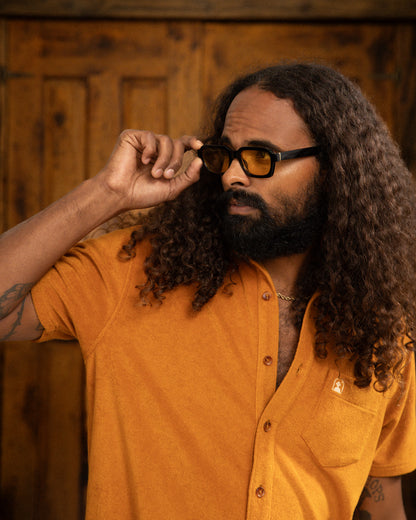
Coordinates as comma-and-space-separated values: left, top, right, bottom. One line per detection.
222, 86, 312, 148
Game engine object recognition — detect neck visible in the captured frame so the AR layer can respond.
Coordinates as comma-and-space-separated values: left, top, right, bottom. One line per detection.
261, 250, 310, 298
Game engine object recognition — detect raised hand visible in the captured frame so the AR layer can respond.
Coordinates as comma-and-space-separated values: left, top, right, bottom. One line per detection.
0, 129, 204, 339
98, 129, 204, 211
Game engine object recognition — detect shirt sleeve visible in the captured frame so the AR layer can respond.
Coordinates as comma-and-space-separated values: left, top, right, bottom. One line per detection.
370, 350, 416, 477
31, 228, 137, 352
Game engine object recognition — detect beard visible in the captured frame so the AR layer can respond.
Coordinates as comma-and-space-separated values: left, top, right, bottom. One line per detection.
217, 182, 326, 262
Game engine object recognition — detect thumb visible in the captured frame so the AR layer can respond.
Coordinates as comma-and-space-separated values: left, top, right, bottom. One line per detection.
168, 157, 202, 199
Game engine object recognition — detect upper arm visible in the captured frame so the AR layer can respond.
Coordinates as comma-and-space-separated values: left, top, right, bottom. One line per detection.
0, 292, 44, 342
354, 476, 406, 520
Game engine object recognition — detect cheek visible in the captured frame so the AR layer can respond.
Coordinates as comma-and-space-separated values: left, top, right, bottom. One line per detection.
269, 160, 319, 198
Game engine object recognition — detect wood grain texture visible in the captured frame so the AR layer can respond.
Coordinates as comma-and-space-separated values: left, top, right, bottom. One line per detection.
1, 19, 204, 520
6, 76, 43, 225
43, 78, 88, 202
6, 19, 203, 184
394, 25, 416, 173
0, 0, 415, 20
1, 343, 41, 519
0, 341, 85, 520
201, 23, 401, 143
0, 21, 4, 234
122, 77, 168, 133
36, 341, 85, 520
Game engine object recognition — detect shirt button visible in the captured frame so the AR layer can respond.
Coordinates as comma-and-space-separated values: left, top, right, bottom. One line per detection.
263, 420, 272, 432
262, 291, 272, 301
263, 356, 273, 366
256, 486, 266, 498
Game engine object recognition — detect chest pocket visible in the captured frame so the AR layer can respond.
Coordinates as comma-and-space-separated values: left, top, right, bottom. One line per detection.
301, 371, 380, 467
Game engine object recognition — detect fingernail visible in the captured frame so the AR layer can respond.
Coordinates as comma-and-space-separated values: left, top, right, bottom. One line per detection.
165, 168, 175, 177
153, 168, 163, 177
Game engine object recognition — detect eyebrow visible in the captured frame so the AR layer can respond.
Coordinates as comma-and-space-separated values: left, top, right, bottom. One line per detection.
219, 135, 283, 152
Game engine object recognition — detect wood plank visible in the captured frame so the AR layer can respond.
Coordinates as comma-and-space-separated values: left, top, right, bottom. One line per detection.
394, 25, 416, 175
122, 78, 168, 134
0, 0, 415, 20
0, 20, 5, 234
9, 20, 169, 76
6, 19, 185, 177
0, 21, 6, 513
1, 341, 85, 520
6, 77, 43, 225
87, 72, 121, 177
43, 78, 88, 203
1, 342, 42, 519
166, 22, 203, 137
37, 341, 85, 520
1, 24, 43, 520
202, 22, 400, 139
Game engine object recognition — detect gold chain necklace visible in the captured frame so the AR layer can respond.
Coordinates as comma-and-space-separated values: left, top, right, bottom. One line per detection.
276, 291, 296, 302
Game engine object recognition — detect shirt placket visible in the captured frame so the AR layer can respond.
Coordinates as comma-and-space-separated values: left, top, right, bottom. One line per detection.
245, 272, 316, 520
246, 282, 280, 520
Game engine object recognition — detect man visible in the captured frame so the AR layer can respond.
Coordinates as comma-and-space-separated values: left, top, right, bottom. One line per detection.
0, 63, 415, 519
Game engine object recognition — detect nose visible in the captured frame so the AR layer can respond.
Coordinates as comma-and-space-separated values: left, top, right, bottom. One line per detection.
221, 158, 251, 191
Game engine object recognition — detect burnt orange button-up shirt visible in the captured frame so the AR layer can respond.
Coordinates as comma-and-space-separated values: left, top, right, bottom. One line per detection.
32, 227, 416, 520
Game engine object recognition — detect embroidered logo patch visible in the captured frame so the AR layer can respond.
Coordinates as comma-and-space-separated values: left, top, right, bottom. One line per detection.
332, 378, 345, 394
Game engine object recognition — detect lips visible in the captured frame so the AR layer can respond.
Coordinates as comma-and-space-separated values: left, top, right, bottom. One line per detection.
229, 197, 248, 207
228, 197, 258, 215
218, 189, 266, 216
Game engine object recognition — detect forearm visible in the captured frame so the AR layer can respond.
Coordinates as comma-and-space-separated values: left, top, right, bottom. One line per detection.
0, 176, 122, 318
0, 129, 202, 326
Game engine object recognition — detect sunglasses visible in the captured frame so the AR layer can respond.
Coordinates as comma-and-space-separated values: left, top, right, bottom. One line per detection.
197, 144, 320, 178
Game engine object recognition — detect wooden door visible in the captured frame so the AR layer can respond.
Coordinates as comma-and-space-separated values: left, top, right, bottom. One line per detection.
1, 18, 415, 519
0, 19, 202, 519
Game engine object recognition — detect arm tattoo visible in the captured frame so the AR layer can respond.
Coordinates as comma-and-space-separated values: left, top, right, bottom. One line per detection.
366, 478, 385, 503
0, 297, 26, 341
0, 283, 34, 319
353, 477, 385, 519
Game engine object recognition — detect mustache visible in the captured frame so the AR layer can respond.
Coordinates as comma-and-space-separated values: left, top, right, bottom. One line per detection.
217, 189, 268, 212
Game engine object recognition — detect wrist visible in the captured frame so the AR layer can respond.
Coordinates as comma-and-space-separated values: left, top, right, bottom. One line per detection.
87, 173, 130, 217
95, 165, 141, 213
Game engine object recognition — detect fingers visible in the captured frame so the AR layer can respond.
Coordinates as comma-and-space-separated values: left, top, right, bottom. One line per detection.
151, 135, 177, 179
122, 130, 203, 180
150, 135, 204, 180
179, 135, 204, 152
115, 129, 203, 191
138, 131, 159, 166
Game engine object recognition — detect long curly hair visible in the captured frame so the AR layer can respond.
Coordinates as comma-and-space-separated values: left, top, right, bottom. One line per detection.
122, 62, 416, 391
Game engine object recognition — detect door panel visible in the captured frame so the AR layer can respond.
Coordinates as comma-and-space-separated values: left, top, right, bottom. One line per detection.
1, 19, 203, 520
202, 23, 397, 134
6, 19, 202, 224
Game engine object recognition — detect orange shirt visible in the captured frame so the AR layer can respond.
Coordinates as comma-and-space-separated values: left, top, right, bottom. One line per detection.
32, 227, 416, 520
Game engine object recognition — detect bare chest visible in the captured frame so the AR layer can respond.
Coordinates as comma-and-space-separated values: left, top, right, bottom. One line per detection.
276, 304, 300, 388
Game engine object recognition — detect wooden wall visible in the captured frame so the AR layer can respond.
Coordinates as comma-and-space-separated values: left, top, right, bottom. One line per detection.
0, 3, 415, 519
1, 0, 415, 20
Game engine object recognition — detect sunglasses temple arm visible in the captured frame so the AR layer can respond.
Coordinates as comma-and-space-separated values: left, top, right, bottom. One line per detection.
280, 146, 320, 161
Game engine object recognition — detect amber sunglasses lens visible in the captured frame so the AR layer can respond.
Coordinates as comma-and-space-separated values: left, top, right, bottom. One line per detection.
200, 146, 230, 174
240, 149, 272, 176
199, 145, 273, 176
